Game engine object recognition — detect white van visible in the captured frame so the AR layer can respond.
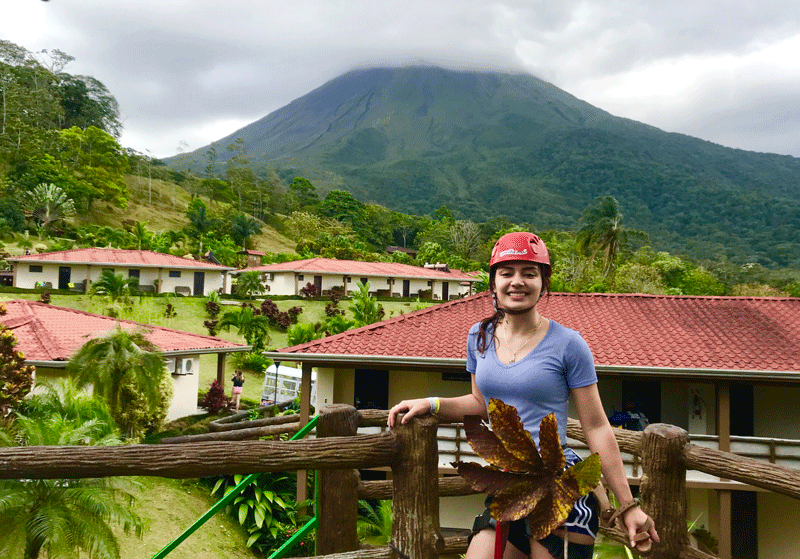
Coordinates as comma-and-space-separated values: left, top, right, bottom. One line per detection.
261, 363, 316, 407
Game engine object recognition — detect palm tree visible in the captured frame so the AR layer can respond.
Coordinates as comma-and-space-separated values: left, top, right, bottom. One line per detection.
90, 269, 139, 313
577, 196, 649, 277
348, 282, 384, 327
66, 326, 167, 437
230, 213, 262, 249
218, 305, 271, 352
18, 378, 119, 440
235, 270, 265, 299
128, 220, 151, 250
357, 500, 392, 545
0, 405, 143, 559
20, 183, 76, 234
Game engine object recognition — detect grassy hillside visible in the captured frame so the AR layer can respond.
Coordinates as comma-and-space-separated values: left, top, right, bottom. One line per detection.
114, 477, 260, 559
77, 175, 297, 255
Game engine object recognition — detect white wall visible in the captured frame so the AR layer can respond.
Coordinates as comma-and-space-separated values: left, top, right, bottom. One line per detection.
14, 262, 225, 296
163, 355, 201, 421
260, 271, 469, 299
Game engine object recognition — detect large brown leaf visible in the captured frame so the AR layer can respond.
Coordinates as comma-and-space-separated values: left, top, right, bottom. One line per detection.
455, 461, 526, 495
454, 400, 601, 539
490, 478, 549, 522
487, 398, 544, 471
462, 415, 532, 473
537, 412, 565, 473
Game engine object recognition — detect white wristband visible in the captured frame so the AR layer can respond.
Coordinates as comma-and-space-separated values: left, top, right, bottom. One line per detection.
427, 396, 440, 415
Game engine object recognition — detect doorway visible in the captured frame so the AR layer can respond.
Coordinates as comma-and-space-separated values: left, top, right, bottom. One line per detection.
354, 369, 389, 410
58, 266, 71, 290
193, 272, 205, 296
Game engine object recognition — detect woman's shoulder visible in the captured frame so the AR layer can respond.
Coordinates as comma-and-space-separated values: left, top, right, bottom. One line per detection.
547, 320, 587, 343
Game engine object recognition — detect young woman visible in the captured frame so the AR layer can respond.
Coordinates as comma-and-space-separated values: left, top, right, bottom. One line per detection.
388, 232, 658, 559
231, 369, 245, 411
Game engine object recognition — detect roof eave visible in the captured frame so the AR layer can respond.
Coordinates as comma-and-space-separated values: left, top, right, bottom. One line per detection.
232, 268, 476, 281
262, 352, 800, 381
28, 346, 252, 368
7, 258, 233, 270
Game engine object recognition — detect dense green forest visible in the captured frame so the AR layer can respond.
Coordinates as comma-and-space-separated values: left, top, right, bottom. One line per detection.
2, 40, 799, 297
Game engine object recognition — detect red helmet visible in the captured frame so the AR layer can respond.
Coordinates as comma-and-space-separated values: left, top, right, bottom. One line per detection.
490, 232, 550, 268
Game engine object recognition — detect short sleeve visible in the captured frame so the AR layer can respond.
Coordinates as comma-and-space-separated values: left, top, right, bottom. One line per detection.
466, 323, 480, 374
565, 331, 598, 389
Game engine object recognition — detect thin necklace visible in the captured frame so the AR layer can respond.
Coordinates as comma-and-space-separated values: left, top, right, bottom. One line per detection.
502, 317, 541, 363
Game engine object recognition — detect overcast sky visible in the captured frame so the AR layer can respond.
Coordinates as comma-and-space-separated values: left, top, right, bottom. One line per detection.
3, 0, 800, 159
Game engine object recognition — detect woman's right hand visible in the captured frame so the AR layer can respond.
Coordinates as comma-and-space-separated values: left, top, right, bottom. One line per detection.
387, 398, 433, 428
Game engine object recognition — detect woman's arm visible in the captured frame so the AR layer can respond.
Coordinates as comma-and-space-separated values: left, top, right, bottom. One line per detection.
572, 384, 660, 550
387, 375, 487, 427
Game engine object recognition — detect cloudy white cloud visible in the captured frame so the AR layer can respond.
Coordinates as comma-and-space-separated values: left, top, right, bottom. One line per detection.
2, 0, 799, 158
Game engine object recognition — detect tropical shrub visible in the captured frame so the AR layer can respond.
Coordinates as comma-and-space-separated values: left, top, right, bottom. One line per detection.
0, 399, 143, 559
0, 304, 35, 415
207, 472, 311, 554
299, 282, 317, 298
204, 319, 220, 336
205, 299, 221, 318
233, 351, 272, 374
200, 380, 227, 414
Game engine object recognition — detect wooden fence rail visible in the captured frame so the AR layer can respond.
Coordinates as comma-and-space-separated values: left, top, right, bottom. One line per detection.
0, 433, 397, 479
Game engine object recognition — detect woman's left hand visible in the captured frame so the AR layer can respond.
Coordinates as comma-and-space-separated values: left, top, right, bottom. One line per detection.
622, 506, 659, 553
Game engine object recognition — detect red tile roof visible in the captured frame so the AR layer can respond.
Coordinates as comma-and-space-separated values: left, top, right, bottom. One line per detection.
7, 248, 233, 270
1, 300, 247, 363
276, 292, 800, 374
234, 258, 476, 281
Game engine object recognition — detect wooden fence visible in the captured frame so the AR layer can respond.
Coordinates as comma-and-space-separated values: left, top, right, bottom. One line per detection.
2, 405, 800, 559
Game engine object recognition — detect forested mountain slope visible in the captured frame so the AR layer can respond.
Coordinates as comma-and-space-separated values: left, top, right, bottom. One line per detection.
167, 66, 800, 268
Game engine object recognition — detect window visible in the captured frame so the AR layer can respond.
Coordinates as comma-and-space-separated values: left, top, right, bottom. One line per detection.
345, 276, 351, 283
169, 270, 181, 278
360, 277, 368, 285
29, 265, 43, 273
297, 274, 304, 281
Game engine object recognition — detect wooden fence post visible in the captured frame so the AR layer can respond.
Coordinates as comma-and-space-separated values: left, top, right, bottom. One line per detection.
316, 404, 360, 555
640, 423, 690, 559
391, 414, 444, 559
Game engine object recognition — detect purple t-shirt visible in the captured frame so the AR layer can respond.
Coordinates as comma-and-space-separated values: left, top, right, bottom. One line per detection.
466, 320, 598, 447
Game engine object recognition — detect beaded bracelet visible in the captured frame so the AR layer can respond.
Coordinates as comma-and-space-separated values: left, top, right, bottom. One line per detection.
427, 396, 440, 415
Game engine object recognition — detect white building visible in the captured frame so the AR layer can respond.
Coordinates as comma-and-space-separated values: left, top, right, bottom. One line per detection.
1, 300, 250, 421
231, 257, 476, 300
7, 248, 233, 296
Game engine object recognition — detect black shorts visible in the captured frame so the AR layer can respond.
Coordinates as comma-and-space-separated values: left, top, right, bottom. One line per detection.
468, 494, 597, 559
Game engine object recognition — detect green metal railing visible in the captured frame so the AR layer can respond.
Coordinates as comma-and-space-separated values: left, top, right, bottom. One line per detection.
152, 415, 320, 559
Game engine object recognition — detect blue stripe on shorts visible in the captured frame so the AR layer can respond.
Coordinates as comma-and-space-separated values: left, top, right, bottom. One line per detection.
561, 447, 599, 538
